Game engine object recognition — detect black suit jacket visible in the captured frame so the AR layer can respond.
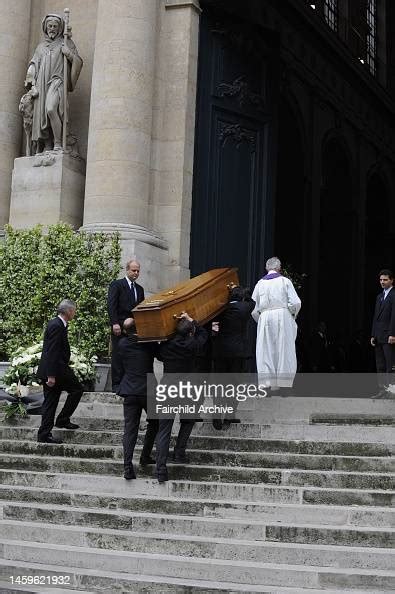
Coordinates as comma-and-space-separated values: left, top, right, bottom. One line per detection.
107, 278, 145, 327
212, 300, 255, 359
371, 288, 395, 344
37, 317, 70, 379
117, 337, 157, 396
158, 324, 208, 373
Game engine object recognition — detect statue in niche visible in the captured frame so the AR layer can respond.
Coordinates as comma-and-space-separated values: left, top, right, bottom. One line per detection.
22, 11, 83, 155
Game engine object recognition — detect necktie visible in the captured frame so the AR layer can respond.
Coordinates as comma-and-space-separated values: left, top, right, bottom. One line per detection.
131, 282, 137, 302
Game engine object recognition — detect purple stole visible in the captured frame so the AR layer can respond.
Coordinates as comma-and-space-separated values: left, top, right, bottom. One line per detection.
262, 272, 282, 280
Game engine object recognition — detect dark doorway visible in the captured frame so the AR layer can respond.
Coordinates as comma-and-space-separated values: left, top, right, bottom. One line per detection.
190, 6, 280, 289
364, 173, 392, 330
274, 96, 305, 274
319, 138, 355, 341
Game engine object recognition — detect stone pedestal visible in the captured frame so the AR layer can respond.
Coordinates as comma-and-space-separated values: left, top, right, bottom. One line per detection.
9, 153, 85, 229
80, 222, 169, 295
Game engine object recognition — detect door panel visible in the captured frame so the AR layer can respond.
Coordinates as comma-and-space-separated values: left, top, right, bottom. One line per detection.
190, 6, 279, 287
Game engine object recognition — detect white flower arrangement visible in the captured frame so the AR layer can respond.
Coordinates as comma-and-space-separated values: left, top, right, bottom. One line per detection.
3, 342, 98, 393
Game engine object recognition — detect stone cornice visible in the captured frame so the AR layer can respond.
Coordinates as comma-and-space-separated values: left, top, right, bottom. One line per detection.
165, 0, 202, 14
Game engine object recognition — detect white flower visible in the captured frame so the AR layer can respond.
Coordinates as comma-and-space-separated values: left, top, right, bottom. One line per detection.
5, 383, 18, 395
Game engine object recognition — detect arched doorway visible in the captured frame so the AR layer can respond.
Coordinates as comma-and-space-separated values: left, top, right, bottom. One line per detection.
319, 137, 355, 342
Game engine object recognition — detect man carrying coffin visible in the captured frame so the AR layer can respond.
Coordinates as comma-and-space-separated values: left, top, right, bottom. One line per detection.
117, 318, 159, 480
155, 313, 208, 483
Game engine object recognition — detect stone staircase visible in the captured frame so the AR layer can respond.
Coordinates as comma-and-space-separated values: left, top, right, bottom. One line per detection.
0, 394, 394, 593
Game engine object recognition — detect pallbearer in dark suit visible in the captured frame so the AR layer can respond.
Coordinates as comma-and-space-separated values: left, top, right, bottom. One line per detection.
117, 318, 159, 480
212, 286, 255, 373
107, 259, 145, 392
37, 299, 83, 443
371, 269, 395, 398
155, 314, 208, 483
211, 286, 255, 429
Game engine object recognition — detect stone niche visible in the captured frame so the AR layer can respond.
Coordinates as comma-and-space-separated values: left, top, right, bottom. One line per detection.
8, 152, 85, 230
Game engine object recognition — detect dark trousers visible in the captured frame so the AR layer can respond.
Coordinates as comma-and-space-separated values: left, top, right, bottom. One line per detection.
37, 367, 83, 441
214, 357, 246, 373
375, 343, 395, 387
122, 395, 159, 469
111, 334, 124, 392
155, 419, 195, 473
214, 357, 245, 418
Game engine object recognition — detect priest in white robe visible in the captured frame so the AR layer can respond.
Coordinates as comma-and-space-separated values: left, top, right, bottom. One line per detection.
252, 257, 301, 387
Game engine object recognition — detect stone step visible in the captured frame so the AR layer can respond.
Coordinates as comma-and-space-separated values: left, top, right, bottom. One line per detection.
9, 414, 395, 442
0, 584, 90, 594
2, 540, 395, 589
3, 425, 394, 456
2, 439, 394, 473
1, 469, 394, 507
2, 508, 394, 550
3, 560, 392, 594
2, 491, 395, 528
0, 486, 395, 538
1, 452, 394, 489
311, 414, 395, 426
1, 520, 394, 566
76, 393, 395, 418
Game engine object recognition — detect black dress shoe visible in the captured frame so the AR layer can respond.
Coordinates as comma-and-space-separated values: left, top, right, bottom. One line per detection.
223, 419, 240, 427
139, 456, 156, 466
212, 419, 223, 430
372, 390, 387, 399
155, 468, 168, 483
124, 466, 136, 480
55, 421, 79, 430
38, 436, 63, 444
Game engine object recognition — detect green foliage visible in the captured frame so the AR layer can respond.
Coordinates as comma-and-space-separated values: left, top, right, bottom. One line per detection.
282, 264, 307, 292
0, 223, 121, 360
0, 400, 28, 420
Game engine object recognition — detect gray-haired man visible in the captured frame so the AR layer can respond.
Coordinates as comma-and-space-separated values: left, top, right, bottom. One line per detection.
37, 299, 83, 443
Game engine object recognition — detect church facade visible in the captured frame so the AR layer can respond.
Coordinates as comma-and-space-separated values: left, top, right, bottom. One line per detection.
1, 0, 395, 338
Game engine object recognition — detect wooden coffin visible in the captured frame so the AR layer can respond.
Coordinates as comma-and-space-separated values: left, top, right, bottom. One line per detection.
133, 268, 239, 341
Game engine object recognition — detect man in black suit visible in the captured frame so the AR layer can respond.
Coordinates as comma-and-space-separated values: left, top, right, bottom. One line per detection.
212, 286, 255, 373
371, 269, 395, 398
211, 286, 255, 428
37, 299, 83, 444
155, 313, 208, 483
117, 318, 159, 480
107, 259, 145, 392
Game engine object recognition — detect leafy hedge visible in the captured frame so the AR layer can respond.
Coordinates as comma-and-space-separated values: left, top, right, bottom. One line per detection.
0, 223, 121, 360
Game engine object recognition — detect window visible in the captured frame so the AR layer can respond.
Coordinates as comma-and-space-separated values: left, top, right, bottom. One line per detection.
324, 0, 338, 32
366, 0, 377, 75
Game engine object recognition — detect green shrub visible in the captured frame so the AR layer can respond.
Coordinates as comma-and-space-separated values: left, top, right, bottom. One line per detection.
0, 223, 121, 360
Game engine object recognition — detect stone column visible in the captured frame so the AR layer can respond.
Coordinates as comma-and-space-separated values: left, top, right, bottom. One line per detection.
83, 0, 159, 228
0, 0, 31, 228
150, 0, 201, 285
82, 0, 168, 293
